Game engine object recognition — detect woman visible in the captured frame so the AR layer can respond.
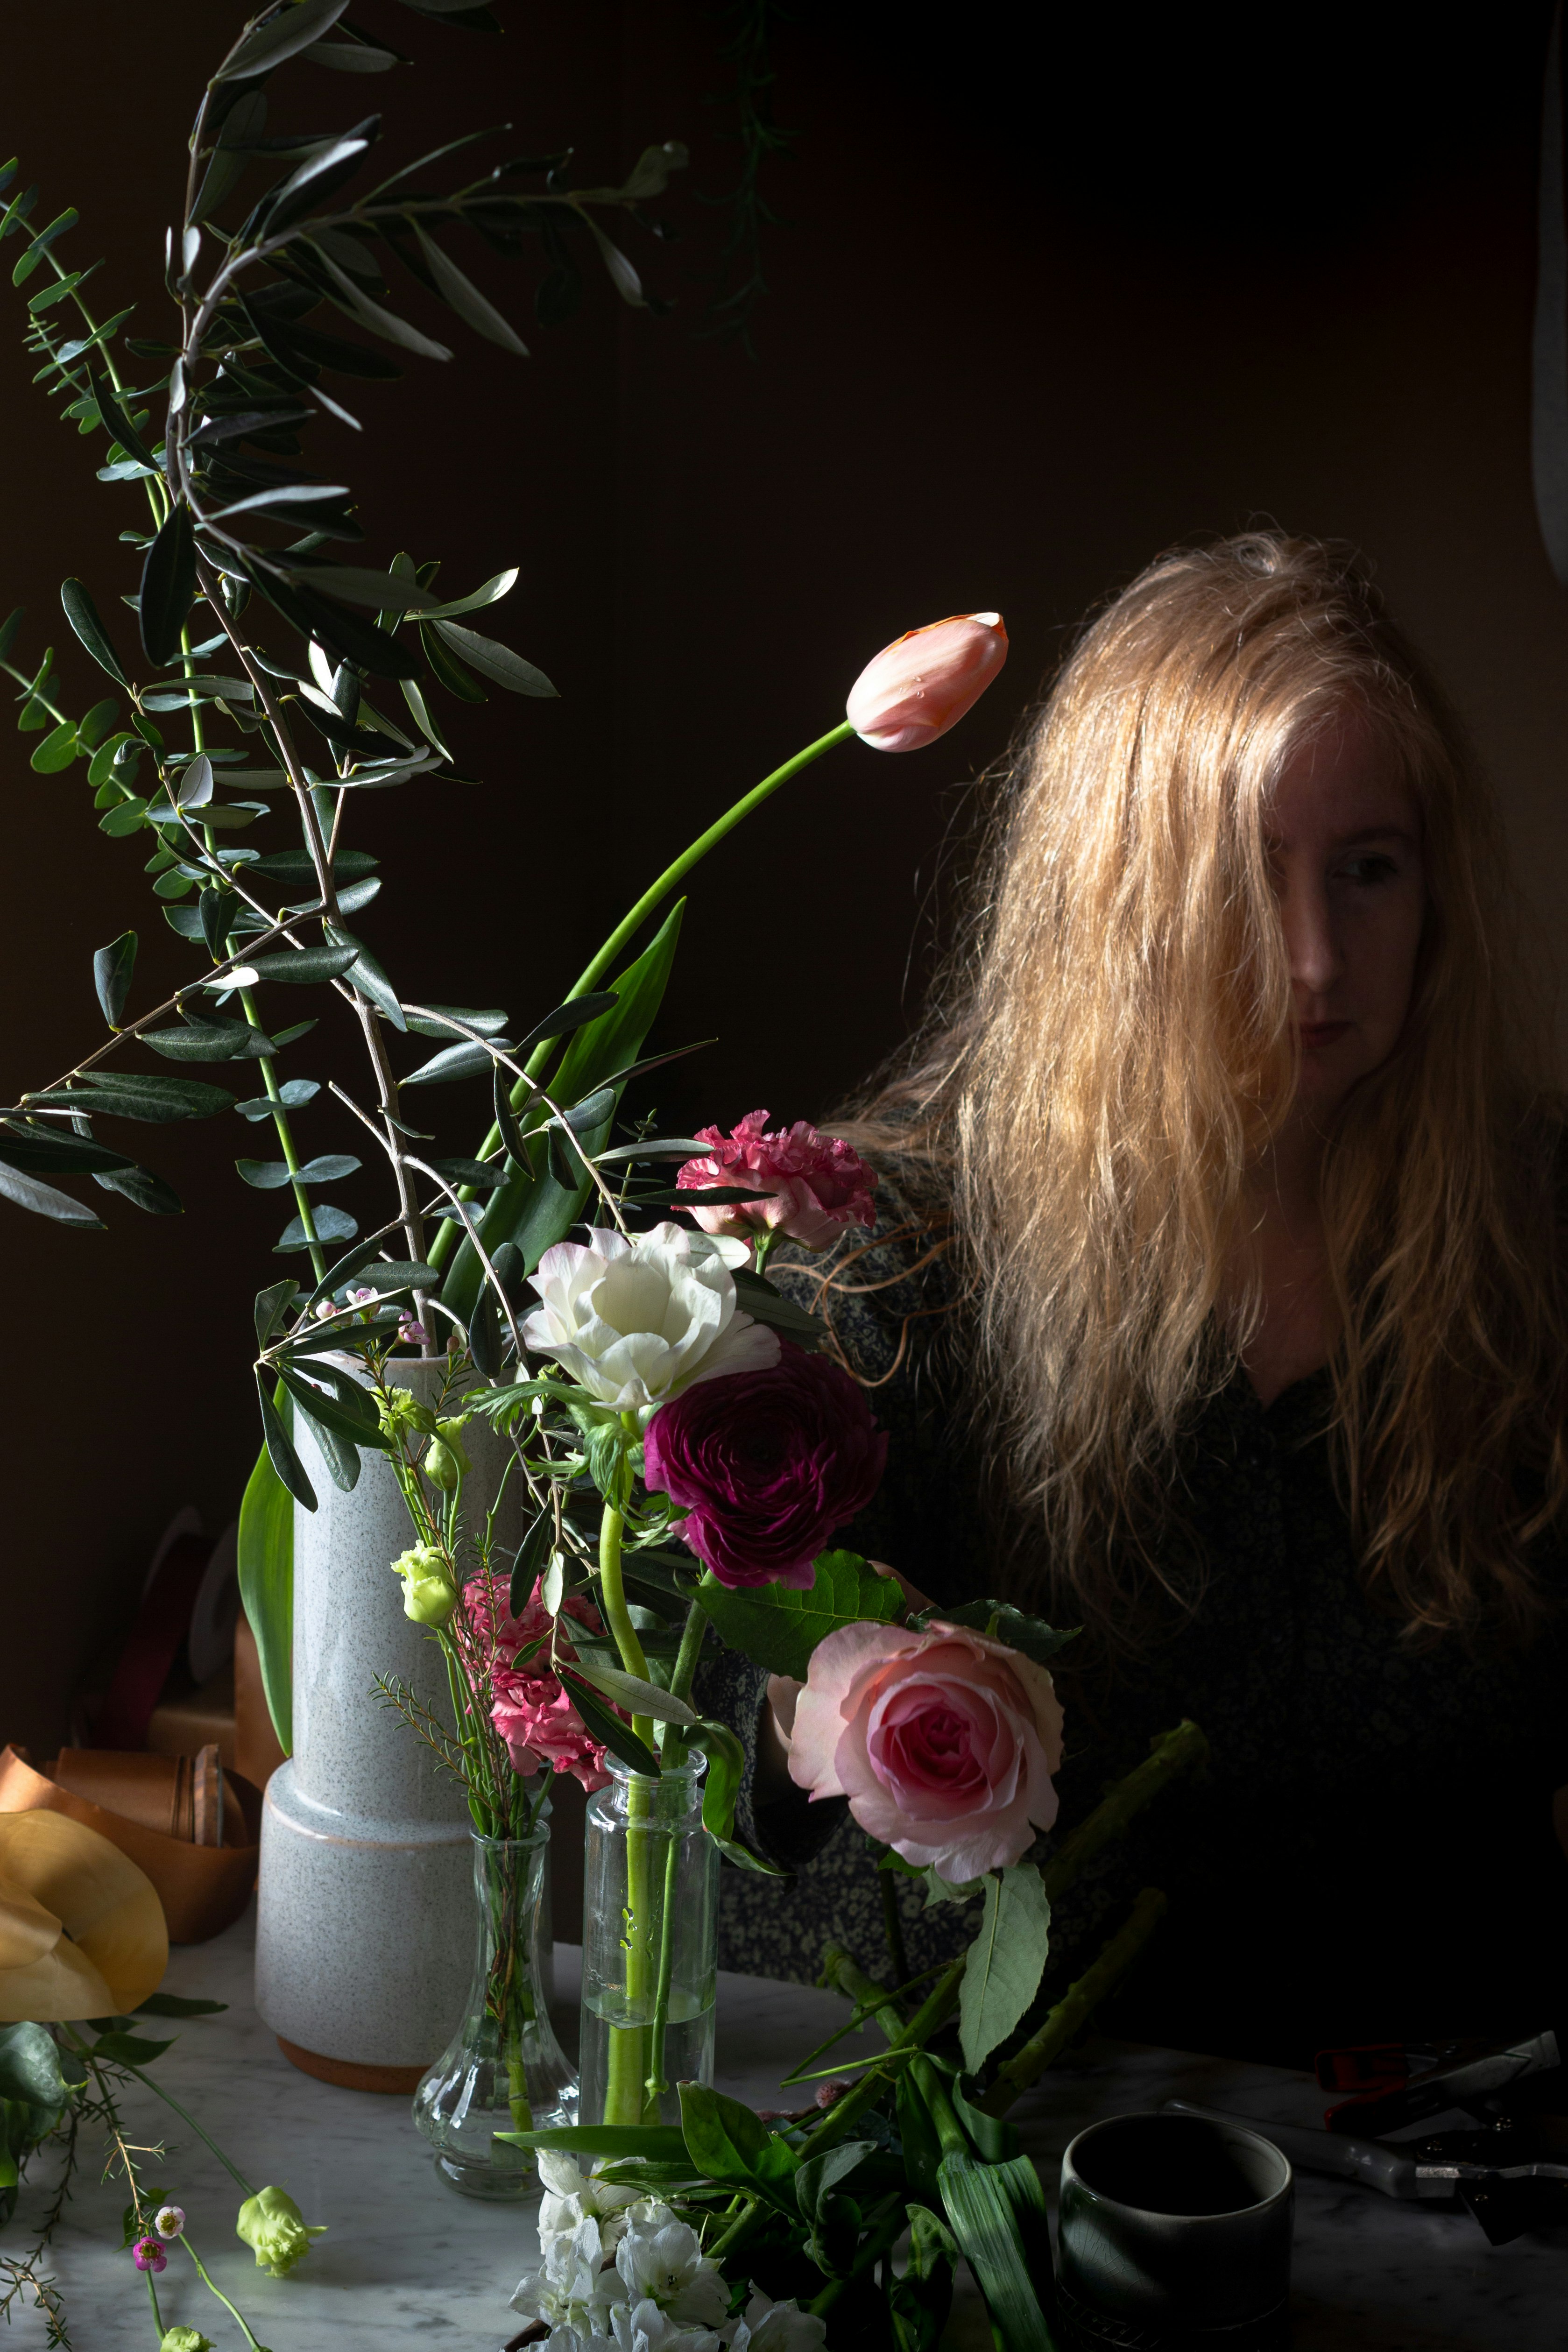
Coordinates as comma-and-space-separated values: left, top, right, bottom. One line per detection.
700, 530, 1568, 2069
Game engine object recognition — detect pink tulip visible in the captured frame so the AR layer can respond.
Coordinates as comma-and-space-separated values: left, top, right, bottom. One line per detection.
845, 613, 1009, 753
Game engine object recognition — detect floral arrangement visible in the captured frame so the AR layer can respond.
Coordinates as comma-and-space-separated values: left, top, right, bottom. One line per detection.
0, 7, 1209, 2348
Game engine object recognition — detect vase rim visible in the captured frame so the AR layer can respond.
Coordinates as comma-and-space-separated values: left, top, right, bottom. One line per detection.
603, 1754, 708, 1785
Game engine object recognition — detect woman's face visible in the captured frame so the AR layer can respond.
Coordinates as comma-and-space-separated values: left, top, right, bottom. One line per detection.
1264, 713, 1427, 1118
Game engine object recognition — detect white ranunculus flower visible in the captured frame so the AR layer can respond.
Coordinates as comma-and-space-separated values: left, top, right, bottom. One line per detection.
724, 2288, 827, 2352
613, 2202, 729, 2329
523, 1223, 779, 1412
610, 2299, 724, 2352
512, 2213, 620, 2332
537, 2151, 641, 2250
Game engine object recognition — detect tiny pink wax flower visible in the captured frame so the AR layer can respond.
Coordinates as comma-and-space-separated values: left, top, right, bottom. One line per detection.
132, 2236, 167, 2273
788, 1618, 1064, 1882
154, 2204, 186, 2239
845, 613, 1008, 753
676, 1111, 877, 1253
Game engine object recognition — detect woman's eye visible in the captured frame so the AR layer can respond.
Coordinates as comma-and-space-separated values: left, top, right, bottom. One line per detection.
1340, 854, 1398, 885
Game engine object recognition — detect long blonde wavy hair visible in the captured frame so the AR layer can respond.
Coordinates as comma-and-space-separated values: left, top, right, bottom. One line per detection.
850, 532, 1568, 1645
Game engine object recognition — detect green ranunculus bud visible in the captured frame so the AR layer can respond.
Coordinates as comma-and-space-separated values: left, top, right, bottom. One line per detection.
377, 1385, 439, 1442
161, 2327, 215, 2352
235, 2185, 327, 2279
389, 1543, 457, 1626
421, 1416, 472, 1492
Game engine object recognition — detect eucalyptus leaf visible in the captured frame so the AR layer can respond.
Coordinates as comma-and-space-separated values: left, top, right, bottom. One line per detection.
274, 1203, 359, 1252
29, 720, 78, 772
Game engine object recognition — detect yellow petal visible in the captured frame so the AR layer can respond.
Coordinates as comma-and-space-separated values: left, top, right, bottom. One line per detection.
0, 1935, 115, 2024
0, 1814, 166, 2016
0, 1870, 63, 1969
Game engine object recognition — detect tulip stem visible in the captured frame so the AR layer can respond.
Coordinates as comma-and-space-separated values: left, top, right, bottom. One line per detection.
426, 719, 856, 1272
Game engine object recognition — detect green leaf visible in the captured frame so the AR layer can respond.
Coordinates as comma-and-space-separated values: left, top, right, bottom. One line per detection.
254, 1277, 300, 1349
279, 1366, 391, 1455
310, 240, 453, 360
411, 221, 528, 354
92, 1162, 183, 1216
690, 1716, 785, 1874
417, 565, 518, 621
678, 2082, 798, 2206
341, 1256, 441, 1294
88, 374, 155, 470
403, 1000, 505, 1039
566, 1658, 698, 1726
21, 1073, 234, 1123
244, 942, 362, 985
402, 1035, 511, 1086
431, 616, 556, 696
440, 902, 684, 1321
731, 1268, 830, 1349
78, 698, 119, 749
99, 797, 148, 837
795, 2139, 876, 2225
0, 1127, 132, 1176
256, 1370, 317, 1511
936, 2152, 1055, 2352
556, 1669, 659, 1777
920, 1601, 1080, 1670
324, 924, 405, 1027
135, 1993, 227, 2018
139, 505, 197, 669
692, 1550, 904, 1681
0, 607, 22, 663
61, 576, 130, 685
143, 1020, 271, 1063
0, 1159, 104, 1228
239, 1418, 295, 1750
275, 1204, 358, 1252
418, 619, 486, 701
177, 754, 213, 810
237, 1079, 319, 1119
28, 720, 78, 772
287, 564, 445, 611
220, 0, 353, 80
238, 1152, 360, 1189
957, 1868, 1051, 2075
0, 2023, 71, 2140
92, 922, 136, 1025
87, 2030, 176, 2065
509, 1507, 554, 1617
513, 990, 620, 1060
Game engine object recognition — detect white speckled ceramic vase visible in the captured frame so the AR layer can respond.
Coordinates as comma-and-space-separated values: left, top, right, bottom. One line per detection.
255, 1359, 525, 2088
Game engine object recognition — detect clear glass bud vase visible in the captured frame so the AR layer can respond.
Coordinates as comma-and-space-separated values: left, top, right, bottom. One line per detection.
580, 1757, 720, 2127
412, 1821, 578, 2197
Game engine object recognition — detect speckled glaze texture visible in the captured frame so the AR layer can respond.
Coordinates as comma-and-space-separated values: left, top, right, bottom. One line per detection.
256, 1359, 526, 2068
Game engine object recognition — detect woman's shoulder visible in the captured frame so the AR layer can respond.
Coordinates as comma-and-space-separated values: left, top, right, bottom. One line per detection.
768, 1158, 968, 1400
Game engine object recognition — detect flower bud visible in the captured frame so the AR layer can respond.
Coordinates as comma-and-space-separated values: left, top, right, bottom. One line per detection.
389, 1543, 458, 1627
235, 2185, 326, 2278
161, 2329, 215, 2352
377, 1385, 439, 1441
421, 1416, 472, 1492
845, 612, 1008, 753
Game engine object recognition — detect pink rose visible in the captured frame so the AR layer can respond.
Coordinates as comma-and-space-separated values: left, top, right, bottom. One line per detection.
845, 612, 1009, 753
787, 1619, 1064, 1881
675, 1110, 877, 1252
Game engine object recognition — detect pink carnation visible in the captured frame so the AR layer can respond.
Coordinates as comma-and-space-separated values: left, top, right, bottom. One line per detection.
675, 1111, 877, 1253
459, 1570, 613, 1793
787, 1619, 1064, 1882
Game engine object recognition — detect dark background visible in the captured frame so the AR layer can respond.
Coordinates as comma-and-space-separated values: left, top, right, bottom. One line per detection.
2, 0, 1565, 1750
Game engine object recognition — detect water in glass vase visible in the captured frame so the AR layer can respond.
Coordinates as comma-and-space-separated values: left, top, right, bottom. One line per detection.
579, 1983, 716, 2130
413, 1822, 578, 2197
579, 1757, 720, 2127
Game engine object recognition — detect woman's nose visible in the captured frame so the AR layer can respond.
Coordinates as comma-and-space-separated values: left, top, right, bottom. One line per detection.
1279, 870, 1343, 1001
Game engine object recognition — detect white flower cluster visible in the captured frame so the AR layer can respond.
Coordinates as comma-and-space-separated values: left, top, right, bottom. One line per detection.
510, 2154, 825, 2352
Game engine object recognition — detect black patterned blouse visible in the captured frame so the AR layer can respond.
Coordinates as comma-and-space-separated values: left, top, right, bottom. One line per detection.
693, 1203, 1568, 2071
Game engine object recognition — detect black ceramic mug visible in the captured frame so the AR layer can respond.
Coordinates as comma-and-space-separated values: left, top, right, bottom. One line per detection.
1056, 2111, 1293, 2350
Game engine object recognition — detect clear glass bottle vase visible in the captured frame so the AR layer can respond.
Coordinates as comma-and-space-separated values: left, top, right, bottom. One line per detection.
412, 1820, 578, 2197
579, 1756, 720, 2127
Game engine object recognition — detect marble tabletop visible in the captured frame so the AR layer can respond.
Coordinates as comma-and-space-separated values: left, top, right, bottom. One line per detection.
4, 1907, 1565, 2350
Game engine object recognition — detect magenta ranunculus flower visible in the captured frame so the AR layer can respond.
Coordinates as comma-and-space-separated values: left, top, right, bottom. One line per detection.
675, 1110, 878, 1253
643, 1349, 888, 1589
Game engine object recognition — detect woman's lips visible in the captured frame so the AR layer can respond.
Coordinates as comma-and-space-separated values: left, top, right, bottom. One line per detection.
1297, 1021, 1351, 1049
